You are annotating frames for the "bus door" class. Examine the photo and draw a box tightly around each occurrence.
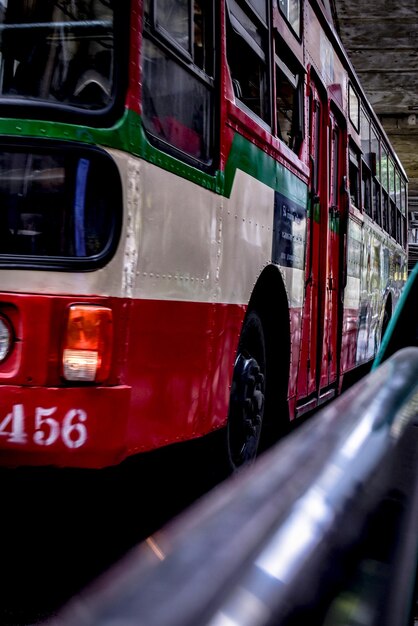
[319,110,345,389]
[298,81,323,401]
[299,82,344,406]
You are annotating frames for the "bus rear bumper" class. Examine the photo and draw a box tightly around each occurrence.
[0,384,131,469]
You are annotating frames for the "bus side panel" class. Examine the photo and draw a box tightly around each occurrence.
[123,299,245,453]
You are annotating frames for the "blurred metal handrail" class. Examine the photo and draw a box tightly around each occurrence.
[51,348,418,626]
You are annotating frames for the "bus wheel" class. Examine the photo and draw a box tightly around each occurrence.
[226,310,266,471]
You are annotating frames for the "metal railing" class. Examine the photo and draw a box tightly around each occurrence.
[50,348,418,626]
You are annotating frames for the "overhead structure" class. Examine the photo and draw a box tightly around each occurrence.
[331,0,418,197]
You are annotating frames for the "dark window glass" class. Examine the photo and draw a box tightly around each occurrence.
[382,190,389,233]
[390,201,397,239]
[194,0,213,74]
[142,1,214,164]
[156,0,190,51]
[395,170,401,208]
[371,127,380,180]
[229,0,264,46]
[248,0,267,21]
[381,148,388,191]
[227,0,270,124]
[362,162,372,217]
[388,158,395,202]
[275,52,303,153]
[0,145,120,262]
[397,211,403,246]
[142,39,212,162]
[0,0,115,111]
[349,148,360,208]
[278,0,301,36]
[372,179,381,226]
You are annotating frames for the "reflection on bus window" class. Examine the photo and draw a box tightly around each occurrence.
[0,0,115,110]
[0,147,120,260]
[142,1,214,164]
[362,162,372,216]
[278,0,300,36]
[275,52,303,153]
[349,147,360,208]
[142,39,212,162]
[156,0,190,51]
[226,0,270,125]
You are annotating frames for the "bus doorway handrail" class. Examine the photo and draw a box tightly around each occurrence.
[50,347,418,626]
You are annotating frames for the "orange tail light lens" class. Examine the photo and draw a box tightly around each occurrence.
[62,305,113,383]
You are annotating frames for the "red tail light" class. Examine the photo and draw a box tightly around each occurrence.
[62,305,113,383]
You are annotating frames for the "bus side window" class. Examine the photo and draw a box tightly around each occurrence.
[226,0,270,125]
[349,146,360,208]
[275,43,303,154]
[142,1,214,165]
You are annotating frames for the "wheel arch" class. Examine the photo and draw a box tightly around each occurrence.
[247,264,291,434]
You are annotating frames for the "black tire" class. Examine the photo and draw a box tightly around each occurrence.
[225,310,267,472]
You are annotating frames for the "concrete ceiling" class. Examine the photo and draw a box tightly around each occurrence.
[331,0,418,197]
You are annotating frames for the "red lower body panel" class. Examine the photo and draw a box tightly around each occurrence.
[0,293,247,468]
[0,385,131,468]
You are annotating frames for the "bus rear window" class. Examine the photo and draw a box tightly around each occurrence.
[0,0,117,113]
[0,143,121,268]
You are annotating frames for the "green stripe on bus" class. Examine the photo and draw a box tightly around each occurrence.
[223,133,308,206]
[0,109,307,206]
[0,110,132,150]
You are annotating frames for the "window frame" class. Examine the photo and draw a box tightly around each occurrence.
[142,0,217,170]
[0,1,130,128]
[348,83,360,132]
[277,0,302,39]
[274,43,304,154]
[0,138,123,271]
[226,0,271,128]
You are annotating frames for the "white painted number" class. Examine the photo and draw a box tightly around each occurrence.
[34,407,59,446]
[0,405,88,449]
[62,409,88,449]
[0,404,27,444]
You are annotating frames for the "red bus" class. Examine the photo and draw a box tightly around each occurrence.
[0,0,407,471]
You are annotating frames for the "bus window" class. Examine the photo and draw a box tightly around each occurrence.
[389,158,396,204]
[397,211,403,246]
[362,161,372,217]
[156,1,190,50]
[360,107,370,160]
[226,0,270,124]
[275,49,303,153]
[142,1,214,164]
[396,170,401,209]
[0,0,116,110]
[403,181,408,215]
[382,189,389,233]
[0,144,121,264]
[381,147,389,192]
[349,147,360,208]
[372,179,381,226]
[278,0,301,37]
[348,84,359,131]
